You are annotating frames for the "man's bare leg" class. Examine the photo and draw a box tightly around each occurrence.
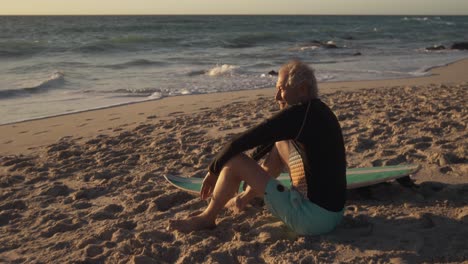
[168,153,271,233]
[227,141,289,213]
[225,185,258,213]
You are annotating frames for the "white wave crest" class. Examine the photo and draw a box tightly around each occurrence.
[148,92,163,99]
[403,17,429,22]
[402,16,454,26]
[41,71,65,87]
[207,64,240,77]
[316,73,336,82]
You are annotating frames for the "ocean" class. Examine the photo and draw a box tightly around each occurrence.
[1,15,467,124]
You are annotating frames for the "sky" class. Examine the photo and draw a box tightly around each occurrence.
[1,0,468,15]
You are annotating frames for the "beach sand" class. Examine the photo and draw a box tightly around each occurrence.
[0,60,467,263]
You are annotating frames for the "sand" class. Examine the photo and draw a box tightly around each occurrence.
[0,59,467,263]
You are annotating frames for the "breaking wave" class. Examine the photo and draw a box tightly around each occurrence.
[0,71,65,99]
[206,64,241,76]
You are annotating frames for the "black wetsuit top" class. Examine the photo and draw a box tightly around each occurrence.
[209,98,347,212]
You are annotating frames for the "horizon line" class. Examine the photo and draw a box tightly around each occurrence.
[1,13,467,16]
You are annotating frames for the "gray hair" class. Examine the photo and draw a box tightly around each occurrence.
[279,60,318,98]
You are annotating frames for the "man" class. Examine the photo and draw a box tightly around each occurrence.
[169,60,346,235]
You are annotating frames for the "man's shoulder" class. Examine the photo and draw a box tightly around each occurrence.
[312,98,333,110]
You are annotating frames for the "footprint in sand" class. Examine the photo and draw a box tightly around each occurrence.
[109,117,121,121]
[0,211,20,226]
[136,230,174,243]
[33,130,49,135]
[40,218,83,238]
[114,220,137,231]
[3,140,13,144]
[0,175,25,188]
[72,186,108,200]
[71,201,93,210]
[149,192,194,212]
[111,228,133,243]
[19,130,28,134]
[131,202,149,214]
[0,199,27,211]
[84,244,104,258]
[134,124,156,133]
[78,123,88,127]
[1,157,34,171]
[39,183,70,197]
[168,111,184,116]
[88,204,124,221]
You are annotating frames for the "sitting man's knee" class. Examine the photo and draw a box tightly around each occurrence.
[225,153,249,167]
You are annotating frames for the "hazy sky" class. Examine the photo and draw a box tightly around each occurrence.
[1,0,468,15]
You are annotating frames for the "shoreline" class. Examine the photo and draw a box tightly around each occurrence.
[2,57,468,127]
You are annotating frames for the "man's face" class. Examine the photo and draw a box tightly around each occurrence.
[275,73,302,109]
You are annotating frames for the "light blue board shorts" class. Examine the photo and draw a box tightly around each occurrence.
[264,178,343,236]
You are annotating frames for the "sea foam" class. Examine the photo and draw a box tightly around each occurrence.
[207,64,240,76]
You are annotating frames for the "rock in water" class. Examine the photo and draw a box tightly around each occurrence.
[451,42,468,50]
[268,70,278,76]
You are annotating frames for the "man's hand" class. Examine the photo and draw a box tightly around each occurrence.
[200,171,218,200]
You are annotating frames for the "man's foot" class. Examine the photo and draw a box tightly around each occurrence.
[226,193,249,214]
[167,213,216,233]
